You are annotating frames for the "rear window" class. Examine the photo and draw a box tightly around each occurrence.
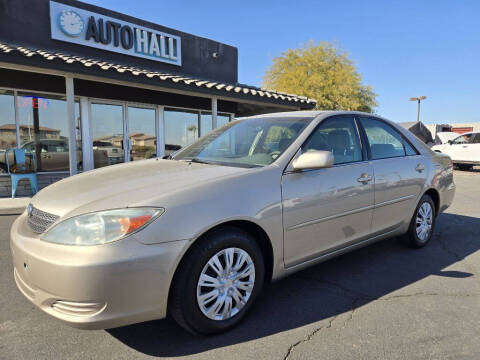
[360,117,418,159]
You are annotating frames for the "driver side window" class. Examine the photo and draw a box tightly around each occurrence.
[302,116,363,165]
[452,135,469,145]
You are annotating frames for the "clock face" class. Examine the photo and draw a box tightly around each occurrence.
[58,10,84,37]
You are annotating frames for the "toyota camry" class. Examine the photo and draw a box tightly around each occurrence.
[10,111,455,334]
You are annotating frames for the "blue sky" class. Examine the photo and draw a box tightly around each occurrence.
[84,0,479,125]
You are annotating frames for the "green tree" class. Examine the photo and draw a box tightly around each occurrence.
[262,41,377,112]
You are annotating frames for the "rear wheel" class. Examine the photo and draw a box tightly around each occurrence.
[169,227,265,335]
[404,194,436,248]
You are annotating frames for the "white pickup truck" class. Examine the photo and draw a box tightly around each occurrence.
[431,132,480,170]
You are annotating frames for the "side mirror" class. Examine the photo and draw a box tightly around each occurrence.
[448,140,453,145]
[292,150,334,171]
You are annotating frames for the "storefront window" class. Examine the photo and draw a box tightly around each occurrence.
[200,112,212,136]
[217,114,230,128]
[164,109,198,155]
[0,90,16,174]
[128,106,156,161]
[17,92,79,172]
[91,103,124,169]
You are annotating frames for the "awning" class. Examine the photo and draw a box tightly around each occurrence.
[0,42,316,109]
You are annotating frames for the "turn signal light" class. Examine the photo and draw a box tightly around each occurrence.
[119,214,153,234]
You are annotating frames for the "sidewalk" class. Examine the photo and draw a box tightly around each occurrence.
[0,197,30,215]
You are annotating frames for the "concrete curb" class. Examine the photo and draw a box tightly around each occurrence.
[0,198,30,215]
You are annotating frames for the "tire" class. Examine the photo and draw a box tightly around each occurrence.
[404,194,436,248]
[457,164,473,171]
[169,226,265,335]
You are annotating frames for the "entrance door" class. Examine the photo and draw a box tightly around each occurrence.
[126,106,157,161]
[90,103,159,169]
[91,103,125,169]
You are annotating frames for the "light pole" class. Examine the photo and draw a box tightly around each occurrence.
[409,96,427,122]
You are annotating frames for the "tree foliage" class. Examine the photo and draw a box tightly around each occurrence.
[262,41,377,112]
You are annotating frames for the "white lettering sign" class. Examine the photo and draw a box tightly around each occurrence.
[50,1,182,66]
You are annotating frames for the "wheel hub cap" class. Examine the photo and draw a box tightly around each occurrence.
[196,247,255,321]
[416,202,433,242]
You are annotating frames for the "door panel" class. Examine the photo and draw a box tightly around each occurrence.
[358,116,427,233]
[370,156,426,233]
[282,115,373,267]
[465,144,480,162]
[450,143,469,162]
[282,162,374,267]
[448,134,471,162]
[45,141,69,171]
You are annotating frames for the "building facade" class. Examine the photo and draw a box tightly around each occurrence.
[426,122,480,139]
[0,0,316,196]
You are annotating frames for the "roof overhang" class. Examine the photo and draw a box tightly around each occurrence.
[0,42,316,111]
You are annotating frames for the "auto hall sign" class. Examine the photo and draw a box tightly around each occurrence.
[49,1,182,66]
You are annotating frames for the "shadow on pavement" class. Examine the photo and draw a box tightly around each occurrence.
[108,212,479,357]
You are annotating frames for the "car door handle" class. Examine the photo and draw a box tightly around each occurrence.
[462,145,468,148]
[357,174,372,184]
[415,164,425,172]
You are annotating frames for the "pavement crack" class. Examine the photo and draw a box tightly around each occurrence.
[379,292,478,301]
[435,233,463,262]
[342,297,362,328]
[283,315,338,360]
[434,231,478,276]
[283,295,363,359]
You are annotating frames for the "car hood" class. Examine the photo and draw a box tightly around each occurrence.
[31,159,248,217]
[435,132,458,144]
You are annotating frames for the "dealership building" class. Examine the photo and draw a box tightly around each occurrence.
[0,0,315,197]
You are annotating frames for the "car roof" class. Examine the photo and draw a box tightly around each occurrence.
[457,131,478,136]
[240,110,376,121]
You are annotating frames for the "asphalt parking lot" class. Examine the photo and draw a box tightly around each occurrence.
[1,169,479,360]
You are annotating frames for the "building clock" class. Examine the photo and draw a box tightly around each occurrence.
[58,10,84,37]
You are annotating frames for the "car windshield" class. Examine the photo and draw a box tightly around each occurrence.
[173,116,313,167]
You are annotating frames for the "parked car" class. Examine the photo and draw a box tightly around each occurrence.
[431,131,480,170]
[93,140,124,165]
[11,111,455,335]
[0,139,109,172]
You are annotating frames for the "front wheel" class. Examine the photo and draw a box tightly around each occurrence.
[169,227,265,335]
[404,194,436,248]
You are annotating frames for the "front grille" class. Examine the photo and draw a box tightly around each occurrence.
[27,205,59,234]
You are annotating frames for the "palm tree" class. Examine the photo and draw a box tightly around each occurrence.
[187,125,198,142]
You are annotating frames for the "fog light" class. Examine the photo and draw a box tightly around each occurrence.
[51,300,106,317]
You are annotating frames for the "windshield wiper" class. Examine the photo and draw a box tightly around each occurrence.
[188,157,216,165]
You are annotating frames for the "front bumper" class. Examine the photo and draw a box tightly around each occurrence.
[10,213,189,329]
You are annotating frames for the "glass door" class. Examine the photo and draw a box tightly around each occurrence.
[127,106,156,161]
[90,103,125,169]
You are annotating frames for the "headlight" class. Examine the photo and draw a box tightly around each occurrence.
[41,208,164,246]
